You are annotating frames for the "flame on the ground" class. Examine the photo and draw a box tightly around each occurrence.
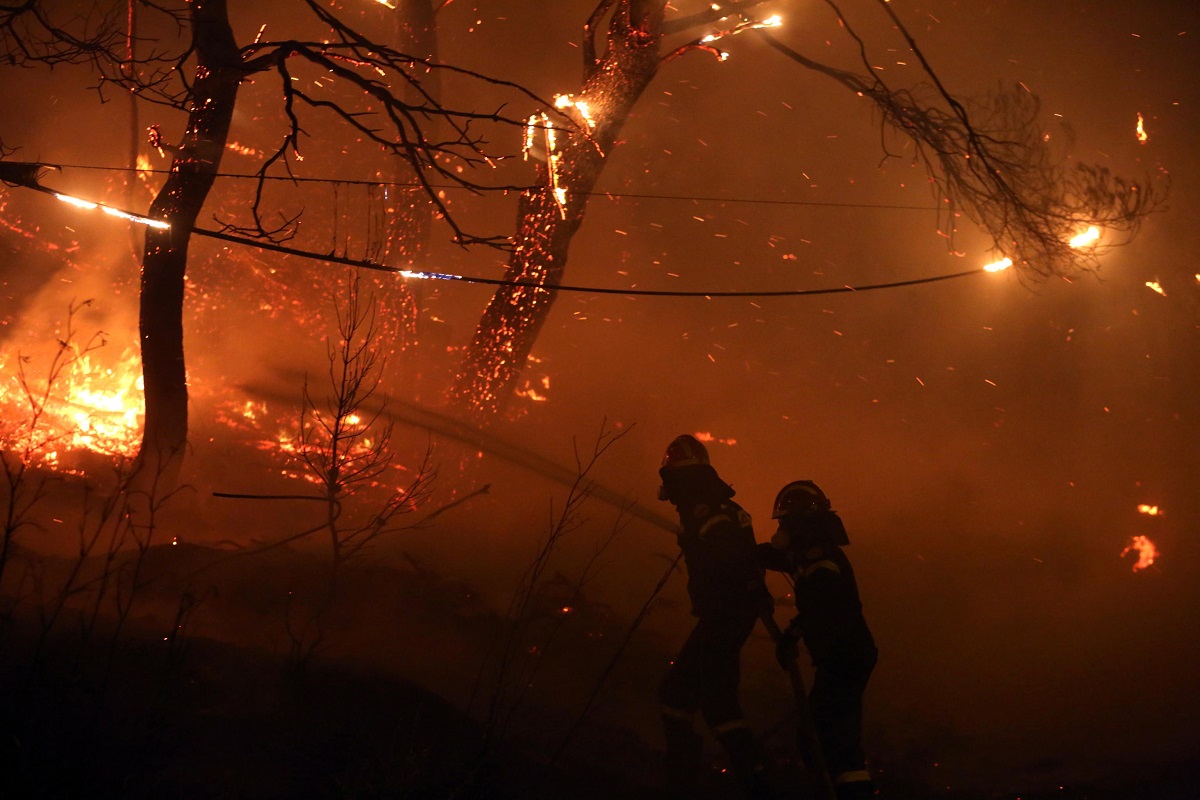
[220,400,400,489]
[1121,535,1158,572]
[0,348,145,467]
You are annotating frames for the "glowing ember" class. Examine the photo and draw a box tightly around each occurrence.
[515,375,550,403]
[0,348,145,467]
[1121,535,1158,572]
[694,432,737,446]
[1136,112,1148,143]
[1145,280,1165,296]
[700,14,783,44]
[1137,504,1161,516]
[1068,226,1100,248]
[983,257,1012,272]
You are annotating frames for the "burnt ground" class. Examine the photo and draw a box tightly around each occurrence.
[2,540,1198,800]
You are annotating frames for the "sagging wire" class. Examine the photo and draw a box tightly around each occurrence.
[1,159,1004,298]
[191,224,992,296]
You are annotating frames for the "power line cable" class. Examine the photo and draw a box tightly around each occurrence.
[190,224,986,297]
[3,162,992,298]
[45,160,940,212]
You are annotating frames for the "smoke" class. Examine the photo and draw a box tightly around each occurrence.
[2,0,1198,794]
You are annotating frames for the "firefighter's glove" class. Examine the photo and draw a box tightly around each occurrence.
[774,630,800,669]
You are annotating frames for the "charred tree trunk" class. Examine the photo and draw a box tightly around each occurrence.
[138,0,241,481]
[450,2,665,417]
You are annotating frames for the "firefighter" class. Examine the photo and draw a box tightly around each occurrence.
[656,434,776,800]
[759,480,879,800]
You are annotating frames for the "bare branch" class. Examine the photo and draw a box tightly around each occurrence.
[758,28,1163,279]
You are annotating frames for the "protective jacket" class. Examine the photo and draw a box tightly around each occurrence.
[761,535,876,669]
[678,498,772,619]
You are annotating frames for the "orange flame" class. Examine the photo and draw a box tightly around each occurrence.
[0,348,145,467]
[1068,226,1100,249]
[1137,503,1161,516]
[1135,113,1148,144]
[694,432,737,446]
[1121,535,1158,572]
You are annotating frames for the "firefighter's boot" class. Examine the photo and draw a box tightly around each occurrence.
[833,770,877,799]
[716,725,775,800]
[662,713,704,799]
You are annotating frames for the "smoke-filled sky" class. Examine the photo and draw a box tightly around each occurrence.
[2,0,1198,793]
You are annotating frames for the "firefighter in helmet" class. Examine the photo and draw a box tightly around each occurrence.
[656,434,776,800]
[759,480,878,800]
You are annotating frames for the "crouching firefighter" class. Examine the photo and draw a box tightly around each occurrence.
[759,480,879,800]
[656,434,776,800]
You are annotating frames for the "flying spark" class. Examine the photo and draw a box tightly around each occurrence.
[1137,504,1162,516]
[983,257,1012,272]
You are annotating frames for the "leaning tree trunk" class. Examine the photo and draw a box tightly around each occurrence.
[138,0,241,483]
[450,2,665,418]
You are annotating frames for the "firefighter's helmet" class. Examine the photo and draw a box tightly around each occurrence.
[659,434,710,471]
[657,434,712,501]
[771,480,832,519]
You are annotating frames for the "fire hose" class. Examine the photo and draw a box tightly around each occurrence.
[759,614,838,800]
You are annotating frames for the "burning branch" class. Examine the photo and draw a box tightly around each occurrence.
[758,0,1163,279]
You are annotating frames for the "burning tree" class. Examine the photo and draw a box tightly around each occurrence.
[447,0,1161,417]
[0,0,543,482]
[2,0,1163,442]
